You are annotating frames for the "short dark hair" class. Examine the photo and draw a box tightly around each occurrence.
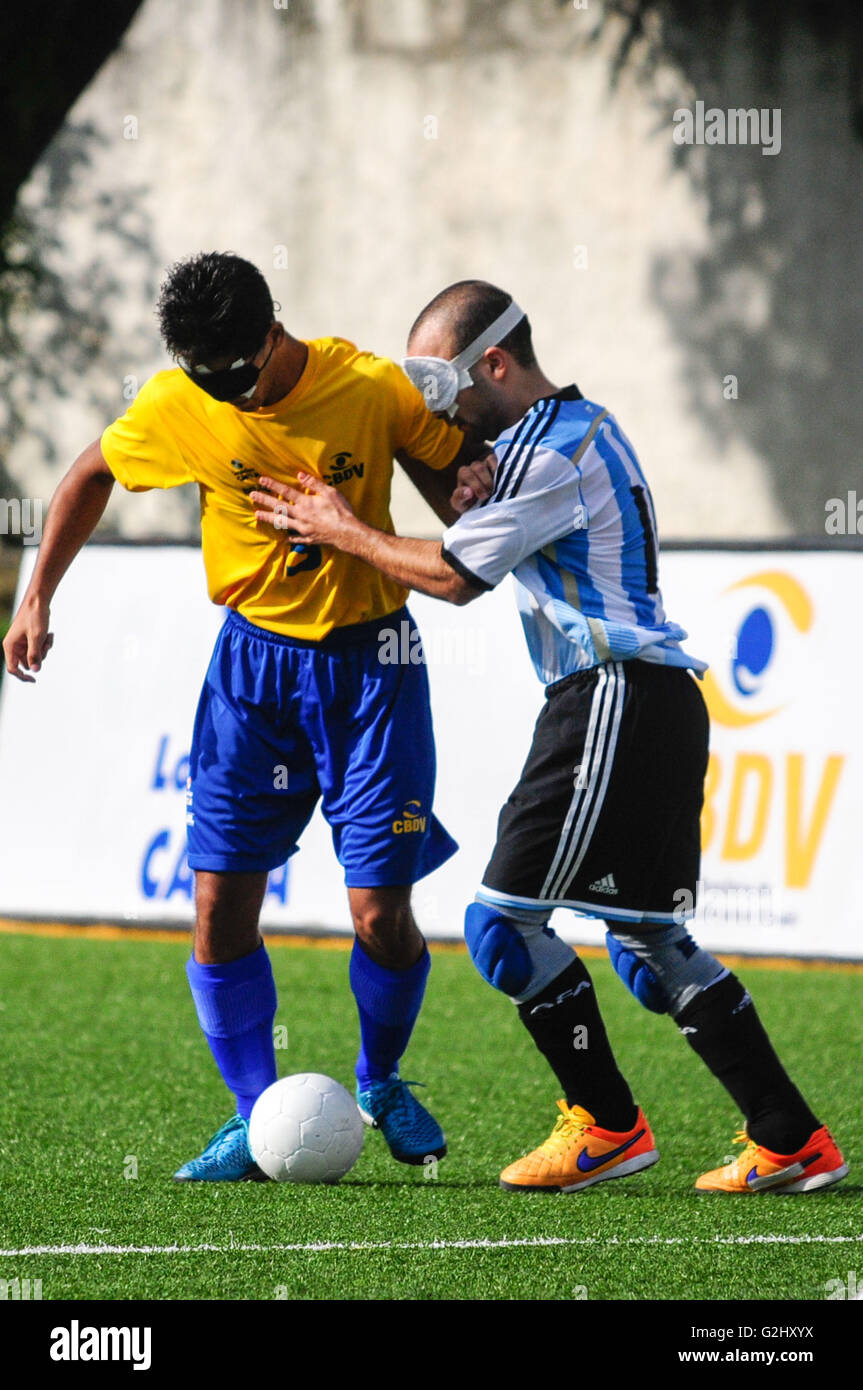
[156,252,275,363]
[408,279,536,368]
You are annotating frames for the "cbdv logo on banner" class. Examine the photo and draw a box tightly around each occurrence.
[701,571,837,909]
[662,555,858,957]
[139,732,290,907]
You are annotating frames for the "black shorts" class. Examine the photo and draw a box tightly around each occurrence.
[480,659,710,923]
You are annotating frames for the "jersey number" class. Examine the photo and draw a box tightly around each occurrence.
[284,544,322,579]
[630,486,659,594]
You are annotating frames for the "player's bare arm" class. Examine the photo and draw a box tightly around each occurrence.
[2,438,115,682]
[396,434,496,524]
[251,472,481,605]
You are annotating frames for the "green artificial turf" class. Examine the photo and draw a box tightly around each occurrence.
[0,932,860,1301]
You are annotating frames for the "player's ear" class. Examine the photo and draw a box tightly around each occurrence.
[482,347,508,380]
[267,321,284,349]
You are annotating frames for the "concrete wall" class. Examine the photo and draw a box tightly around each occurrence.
[7,0,862,542]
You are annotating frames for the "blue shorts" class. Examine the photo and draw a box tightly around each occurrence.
[186,607,458,885]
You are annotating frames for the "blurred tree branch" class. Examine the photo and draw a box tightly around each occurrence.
[0,1,145,239]
[0,1,147,508]
[571,0,863,94]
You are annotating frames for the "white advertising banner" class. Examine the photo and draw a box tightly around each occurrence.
[662,551,861,960]
[0,545,859,958]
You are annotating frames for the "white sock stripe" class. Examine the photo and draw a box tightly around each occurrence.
[547,662,625,900]
[539,666,610,898]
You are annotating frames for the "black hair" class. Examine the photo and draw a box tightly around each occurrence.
[156,251,275,363]
[408,279,536,367]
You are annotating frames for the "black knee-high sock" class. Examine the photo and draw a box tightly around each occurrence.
[675,974,819,1153]
[517,957,637,1131]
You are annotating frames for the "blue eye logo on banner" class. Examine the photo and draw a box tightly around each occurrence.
[731,605,773,697]
[703,571,813,728]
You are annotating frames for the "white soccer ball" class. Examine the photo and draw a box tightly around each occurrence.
[248,1073,364,1183]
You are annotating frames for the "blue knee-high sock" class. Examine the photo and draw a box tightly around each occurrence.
[350,940,430,1088]
[186,943,278,1120]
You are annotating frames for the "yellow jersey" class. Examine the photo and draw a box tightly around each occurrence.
[101,337,462,639]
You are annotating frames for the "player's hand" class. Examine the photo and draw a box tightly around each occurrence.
[2,595,54,683]
[251,473,357,548]
[451,450,496,513]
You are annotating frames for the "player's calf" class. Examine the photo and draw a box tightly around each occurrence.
[610,924,844,1183]
[465,895,651,1175]
[348,890,444,1164]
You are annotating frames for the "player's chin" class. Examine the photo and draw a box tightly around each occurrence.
[452,410,483,433]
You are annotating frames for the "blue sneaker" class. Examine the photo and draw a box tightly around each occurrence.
[173,1114,267,1182]
[356,1074,447,1165]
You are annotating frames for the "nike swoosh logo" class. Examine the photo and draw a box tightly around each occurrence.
[746,1152,821,1189]
[577,1128,645,1173]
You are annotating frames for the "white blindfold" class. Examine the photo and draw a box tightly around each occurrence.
[402,300,525,416]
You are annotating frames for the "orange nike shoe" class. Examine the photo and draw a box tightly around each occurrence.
[499,1100,659,1193]
[696,1126,848,1194]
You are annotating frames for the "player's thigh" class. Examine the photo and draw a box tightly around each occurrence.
[316,623,457,888]
[186,618,321,875]
[553,663,708,920]
[480,661,708,920]
[479,664,608,906]
[599,664,709,916]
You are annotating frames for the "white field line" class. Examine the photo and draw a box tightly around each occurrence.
[1,1234,862,1258]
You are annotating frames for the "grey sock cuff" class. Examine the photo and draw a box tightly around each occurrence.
[609,922,727,1017]
[503,912,577,1006]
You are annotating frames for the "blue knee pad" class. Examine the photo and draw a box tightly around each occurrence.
[465,902,532,995]
[605,930,670,1013]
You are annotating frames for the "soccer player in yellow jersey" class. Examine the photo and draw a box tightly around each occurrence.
[2,252,492,1179]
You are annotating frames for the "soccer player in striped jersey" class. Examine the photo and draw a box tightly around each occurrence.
[252,279,847,1196]
[2,254,496,1181]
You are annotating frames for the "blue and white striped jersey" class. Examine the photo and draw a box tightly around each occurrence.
[441,386,707,686]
